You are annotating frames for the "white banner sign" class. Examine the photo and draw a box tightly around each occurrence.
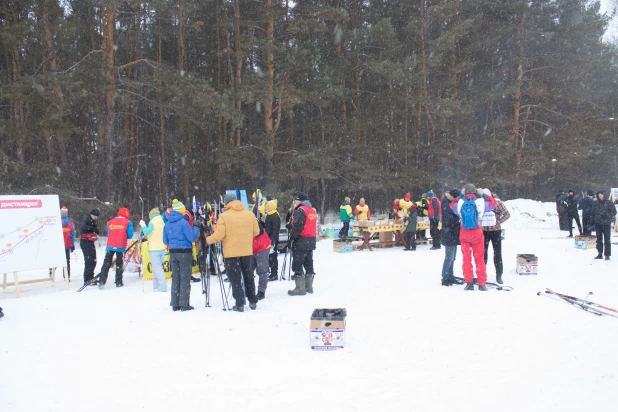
[0,195,67,273]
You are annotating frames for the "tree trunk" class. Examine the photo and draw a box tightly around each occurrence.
[101,0,117,200]
[509,0,527,172]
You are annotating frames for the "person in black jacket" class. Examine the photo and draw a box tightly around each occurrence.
[264,199,281,281]
[578,190,595,236]
[440,190,461,286]
[556,190,569,231]
[565,190,582,237]
[79,208,100,285]
[287,193,317,296]
[592,191,617,260]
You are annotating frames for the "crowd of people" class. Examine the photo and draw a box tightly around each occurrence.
[57,191,317,312]
[555,189,617,260]
[44,185,616,315]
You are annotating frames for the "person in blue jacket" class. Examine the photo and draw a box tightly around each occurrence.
[163,199,200,311]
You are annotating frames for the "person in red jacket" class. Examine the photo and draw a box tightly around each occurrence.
[99,208,135,289]
[427,190,442,250]
[287,192,317,296]
[252,220,272,300]
[51,206,75,280]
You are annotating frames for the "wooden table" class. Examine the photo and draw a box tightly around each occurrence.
[358,224,405,251]
[358,219,440,251]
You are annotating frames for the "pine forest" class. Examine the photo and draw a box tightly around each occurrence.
[2,0,618,217]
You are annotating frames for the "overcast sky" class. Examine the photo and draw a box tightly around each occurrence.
[601,0,618,41]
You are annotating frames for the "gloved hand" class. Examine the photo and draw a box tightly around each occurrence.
[139,219,146,227]
[71,246,75,252]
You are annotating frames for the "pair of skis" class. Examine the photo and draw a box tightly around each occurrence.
[453,277,514,291]
[539,289,618,318]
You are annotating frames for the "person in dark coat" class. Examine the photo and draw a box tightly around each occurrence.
[287,193,317,296]
[592,191,617,260]
[264,199,281,281]
[79,208,100,285]
[556,190,569,231]
[441,190,461,286]
[565,189,582,237]
[403,203,418,251]
[578,190,595,236]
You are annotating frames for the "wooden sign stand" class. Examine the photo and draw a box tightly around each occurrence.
[1,266,70,298]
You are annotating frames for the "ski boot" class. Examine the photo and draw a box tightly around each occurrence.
[288,273,306,296]
[256,291,265,300]
[496,274,503,285]
[478,285,488,291]
[594,254,603,260]
[305,273,315,294]
[464,282,474,291]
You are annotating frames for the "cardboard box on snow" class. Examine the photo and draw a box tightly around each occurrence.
[574,235,596,250]
[310,308,347,350]
[516,254,538,275]
[333,240,353,253]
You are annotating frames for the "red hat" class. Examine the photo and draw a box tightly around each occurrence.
[118,208,130,219]
[60,206,68,217]
[404,192,411,200]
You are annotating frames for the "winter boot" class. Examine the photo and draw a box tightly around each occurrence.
[606,256,611,261]
[288,273,306,296]
[232,301,244,312]
[464,282,474,291]
[594,254,603,259]
[478,285,488,291]
[249,302,257,310]
[180,305,194,311]
[496,274,503,285]
[256,291,265,300]
[305,273,315,294]
[268,273,278,281]
[441,279,451,286]
[98,283,105,290]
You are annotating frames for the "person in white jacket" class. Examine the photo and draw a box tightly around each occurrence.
[140,208,167,292]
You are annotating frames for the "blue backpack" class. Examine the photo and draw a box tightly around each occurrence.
[460,197,479,229]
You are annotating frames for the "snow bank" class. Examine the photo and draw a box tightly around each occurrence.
[2,200,618,412]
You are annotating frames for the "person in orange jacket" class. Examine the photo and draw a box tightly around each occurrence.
[354,198,371,221]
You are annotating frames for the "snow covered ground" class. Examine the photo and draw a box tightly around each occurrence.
[2,199,618,412]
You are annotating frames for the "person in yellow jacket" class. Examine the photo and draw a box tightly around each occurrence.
[399,192,415,218]
[206,193,260,312]
[354,198,371,220]
[140,208,167,292]
[339,196,354,238]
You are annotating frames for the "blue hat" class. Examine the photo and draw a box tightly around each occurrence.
[427,190,434,197]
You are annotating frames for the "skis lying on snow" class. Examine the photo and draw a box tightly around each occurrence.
[538,289,618,318]
[453,277,514,291]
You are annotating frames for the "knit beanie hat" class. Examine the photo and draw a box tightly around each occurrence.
[172,199,186,213]
[344,196,351,203]
[89,208,100,217]
[463,184,476,195]
[294,192,308,202]
[223,193,237,205]
[149,207,160,218]
[448,189,462,198]
[267,199,278,209]
[60,206,68,218]
[482,188,491,196]
[118,207,130,219]
[359,198,365,204]
[404,192,411,200]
